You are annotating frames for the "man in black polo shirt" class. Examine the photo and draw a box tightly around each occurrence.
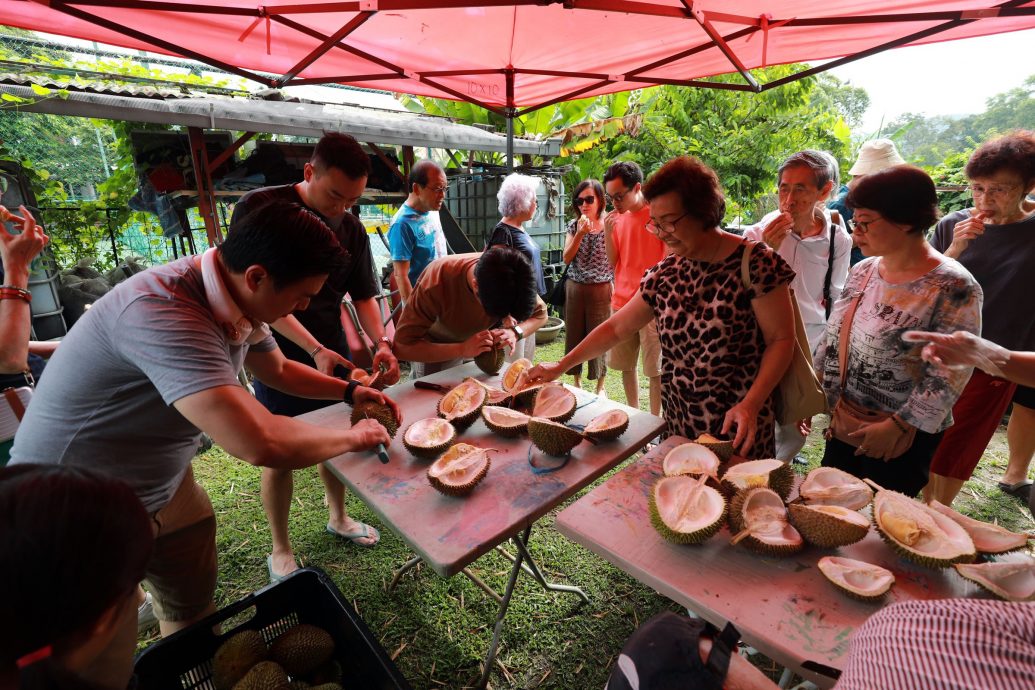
[231,133,400,580]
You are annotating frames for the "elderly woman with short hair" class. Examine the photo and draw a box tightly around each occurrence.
[527,156,797,458]
[487,173,546,362]
[815,165,982,497]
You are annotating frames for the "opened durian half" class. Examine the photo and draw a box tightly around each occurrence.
[928,501,1030,555]
[531,384,578,423]
[788,503,870,548]
[501,358,532,392]
[402,418,456,458]
[662,443,721,479]
[437,379,487,429]
[427,443,491,496]
[817,556,895,602]
[954,559,1035,602]
[694,433,734,462]
[728,487,803,556]
[649,474,727,545]
[799,467,873,511]
[871,488,976,568]
[481,406,530,437]
[583,409,630,442]
[527,417,583,456]
[720,459,794,500]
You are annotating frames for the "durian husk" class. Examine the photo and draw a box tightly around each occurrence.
[870,486,976,568]
[727,487,803,556]
[953,559,1035,602]
[527,417,583,456]
[694,433,734,462]
[474,347,506,375]
[788,502,870,548]
[530,383,578,423]
[720,459,794,500]
[799,467,873,511]
[501,358,532,392]
[583,409,630,442]
[436,379,487,430]
[928,500,1031,555]
[649,474,727,545]
[427,443,491,496]
[511,383,545,408]
[349,400,399,438]
[481,406,530,437]
[817,556,895,602]
[402,418,456,458]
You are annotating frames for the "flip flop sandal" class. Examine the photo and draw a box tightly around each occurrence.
[997,479,1033,501]
[326,522,380,546]
[266,554,293,584]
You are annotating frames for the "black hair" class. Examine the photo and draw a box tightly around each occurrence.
[571,179,605,219]
[408,160,445,190]
[221,198,347,287]
[965,130,1035,190]
[846,165,939,234]
[311,133,371,181]
[474,247,538,321]
[1,464,153,688]
[642,156,726,229]
[603,161,643,189]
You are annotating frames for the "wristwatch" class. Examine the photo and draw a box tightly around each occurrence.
[375,335,393,349]
[512,324,525,341]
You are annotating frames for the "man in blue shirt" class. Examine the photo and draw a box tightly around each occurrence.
[388,160,448,302]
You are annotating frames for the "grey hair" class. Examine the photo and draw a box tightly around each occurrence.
[779,149,839,197]
[497,173,539,217]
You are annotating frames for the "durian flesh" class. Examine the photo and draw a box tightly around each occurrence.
[721,459,793,500]
[427,443,491,495]
[872,490,976,568]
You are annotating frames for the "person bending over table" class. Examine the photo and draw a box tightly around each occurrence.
[393,247,547,378]
[528,156,796,458]
[813,166,981,497]
[9,199,399,689]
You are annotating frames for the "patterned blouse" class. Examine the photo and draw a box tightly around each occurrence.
[565,218,614,284]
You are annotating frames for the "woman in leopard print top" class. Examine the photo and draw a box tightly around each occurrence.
[528,157,796,458]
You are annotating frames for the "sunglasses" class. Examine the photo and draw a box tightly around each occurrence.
[574,195,597,206]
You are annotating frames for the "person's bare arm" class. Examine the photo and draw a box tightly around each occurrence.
[27,341,59,358]
[562,220,588,264]
[393,260,414,302]
[350,297,401,385]
[603,210,620,267]
[0,207,47,373]
[270,314,353,375]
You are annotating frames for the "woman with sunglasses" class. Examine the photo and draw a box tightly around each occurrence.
[814,165,981,497]
[925,130,1035,506]
[560,179,614,395]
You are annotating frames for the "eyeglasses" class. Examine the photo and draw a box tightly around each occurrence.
[574,195,597,207]
[853,215,910,234]
[605,189,629,205]
[646,211,690,237]
[968,183,1018,198]
[423,185,448,194]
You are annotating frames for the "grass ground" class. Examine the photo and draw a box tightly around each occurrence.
[138,334,1034,689]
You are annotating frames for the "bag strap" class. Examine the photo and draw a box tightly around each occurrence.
[704,621,741,687]
[837,260,879,389]
[3,387,26,421]
[822,221,837,319]
[740,239,755,291]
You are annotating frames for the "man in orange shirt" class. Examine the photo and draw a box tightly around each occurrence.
[603,161,667,414]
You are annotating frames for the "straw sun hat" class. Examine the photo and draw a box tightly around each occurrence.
[848,139,906,176]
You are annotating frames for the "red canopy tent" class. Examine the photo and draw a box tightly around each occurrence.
[3,1,1034,117]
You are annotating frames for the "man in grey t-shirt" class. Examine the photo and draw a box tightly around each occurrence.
[10,199,397,688]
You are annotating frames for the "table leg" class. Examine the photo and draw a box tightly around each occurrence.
[476,528,527,690]
[461,567,504,604]
[509,529,590,604]
[388,555,422,592]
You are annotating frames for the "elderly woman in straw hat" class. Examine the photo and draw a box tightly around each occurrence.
[829,139,906,266]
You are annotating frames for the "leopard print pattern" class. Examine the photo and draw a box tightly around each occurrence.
[640,241,795,458]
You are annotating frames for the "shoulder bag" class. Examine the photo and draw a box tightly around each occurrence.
[546,262,570,309]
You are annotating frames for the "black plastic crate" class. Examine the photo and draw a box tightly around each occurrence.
[134,567,410,689]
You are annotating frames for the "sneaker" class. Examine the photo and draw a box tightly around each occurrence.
[791,454,808,466]
[138,592,158,633]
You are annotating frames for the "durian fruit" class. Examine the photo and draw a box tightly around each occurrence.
[427,443,492,495]
[649,474,727,545]
[528,417,584,456]
[817,556,895,602]
[470,379,512,405]
[309,685,344,690]
[286,682,310,690]
[474,347,505,375]
[231,661,289,690]
[720,459,794,500]
[799,467,873,511]
[788,502,870,548]
[728,487,803,556]
[350,400,399,438]
[269,623,334,677]
[306,659,342,685]
[530,383,578,422]
[954,558,1035,602]
[481,406,530,437]
[694,433,734,462]
[213,629,268,690]
[402,418,456,458]
[501,358,532,392]
[928,500,1031,555]
[348,367,384,390]
[436,379,487,430]
[511,383,544,407]
[871,487,976,568]
[662,443,721,479]
[583,409,630,442]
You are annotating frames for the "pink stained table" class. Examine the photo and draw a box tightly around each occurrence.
[554,435,972,688]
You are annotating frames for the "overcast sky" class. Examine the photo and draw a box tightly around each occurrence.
[824,28,1035,135]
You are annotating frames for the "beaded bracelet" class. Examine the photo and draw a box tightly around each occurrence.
[890,415,909,435]
[0,285,32,303]
[308,344,324,359]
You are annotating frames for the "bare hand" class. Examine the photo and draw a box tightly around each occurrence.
[0,205,48,278]
[353,387,403,425]
[721,399,761,455]
[490,327,518,355]
[604,209,621,234]
[902,330,1009,378]
[525,361,566,385]
[847,418,907,461]
[797,418,813,437]
[459,330,494,358]
[313,347,354,376]
[947,212,985,256]
[350,417,392,450]
[372,347,401,386]
[761,212,793,250]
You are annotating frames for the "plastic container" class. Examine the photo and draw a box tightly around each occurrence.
[27,255,67,341]
[133,567,411,690]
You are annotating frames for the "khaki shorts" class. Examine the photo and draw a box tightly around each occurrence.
[607,319,662,377]
[144,467,218,622]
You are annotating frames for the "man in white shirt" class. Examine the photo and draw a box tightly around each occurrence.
[744,150,851,462]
